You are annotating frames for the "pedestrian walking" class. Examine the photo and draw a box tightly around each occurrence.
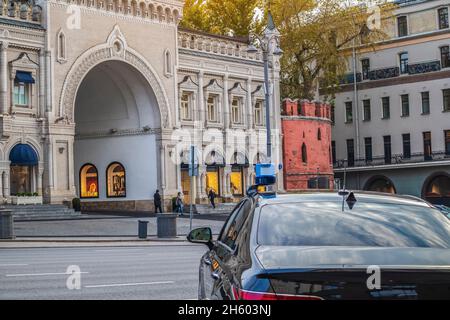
[176,192,184,216]
[154,190,163,213]
[208,189,216,209]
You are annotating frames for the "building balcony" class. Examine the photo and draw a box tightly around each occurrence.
[407,60,441,75]
[0,0,42,24]
[334,151,450,172]
[339,72,362,85]
[368,67,400,80]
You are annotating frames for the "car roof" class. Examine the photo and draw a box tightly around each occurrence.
[256,190,433,208]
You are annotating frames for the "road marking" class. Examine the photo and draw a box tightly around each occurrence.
[0,264,29,267]
[84,281,174,288]
[6,272,89,277]
[94,249,145,252]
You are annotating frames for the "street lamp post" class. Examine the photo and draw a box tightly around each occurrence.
[247,12,283,163]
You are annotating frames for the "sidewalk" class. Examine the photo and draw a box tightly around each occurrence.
[0,236,197,248]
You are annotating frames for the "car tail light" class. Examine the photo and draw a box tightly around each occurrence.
[232,287,324,300]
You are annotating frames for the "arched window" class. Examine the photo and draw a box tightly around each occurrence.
[317,128,322,140]
[164,49,172,76]
[364,176,396,194]
[80,164,99,198]
[424,174,450,205]
[301,143,307,163]
[57,30,66,61]
[106,162,126,198]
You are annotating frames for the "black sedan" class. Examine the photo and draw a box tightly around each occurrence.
[188,191,450,300]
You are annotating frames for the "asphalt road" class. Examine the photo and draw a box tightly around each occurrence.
[0,245,207,300]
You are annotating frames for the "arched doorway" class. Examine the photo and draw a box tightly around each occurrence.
[74,60,161,207]
[364,175,397,194]
[9,144,39,195]
[423,173,450,205]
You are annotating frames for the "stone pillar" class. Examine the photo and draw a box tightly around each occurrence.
[3,171,10,197]
[222,165,232,199]
[45,51,52,113]
[0,41,8,115]
[160,144,166,193]
[246,77,253,128]
[197,71,205,126]
[0,171,3,198]
[223,74,230,128]
[67,136,75,194]
[196,165,207,202]
[39,50,45,117]
[37,166,44,196]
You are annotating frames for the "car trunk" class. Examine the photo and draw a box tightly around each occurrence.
[256,246,450,300]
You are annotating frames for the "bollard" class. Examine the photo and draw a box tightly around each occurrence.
[0,208,14,239]
[157,213,177,238]
[138,220,149,239]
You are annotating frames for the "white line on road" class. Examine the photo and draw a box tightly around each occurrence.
[84,281,175,288]
[6,272,89,277]
[0,264,29,267]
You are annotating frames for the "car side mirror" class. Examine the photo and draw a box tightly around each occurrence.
[187,227,213,249]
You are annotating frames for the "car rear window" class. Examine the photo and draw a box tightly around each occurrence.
[258,201,450,248]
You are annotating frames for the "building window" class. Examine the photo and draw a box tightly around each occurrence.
[57,30,66,61]
[106,162,126,198]
[207,95,218,122]
[13,82,29,106]
[365,137,372,162]
[301,143,307,163]
[439,7,449,30]
[230,167,244,196]
[445,130,450,156]
[363,99,371,121]
[180,92,192,121]
[331,141,336,165]
[361,58,370,80]
[164,49,172,76]
[80,164,99,199]
[402,133,411,159]
[254,101,263,126]
[345,101,353,123]
[397,16,408,37]
[423,132,432,161]
[382,97,390,119]
[441,46,450,68]
[347,139,355,167]
[443,89,450,112]
[317,128,322,141]
[384,135,392,164]
[231,98,242,124]
[421,92,430,114]
[399,52,409,74]
[331,104,335,124]
[401,94,410,117]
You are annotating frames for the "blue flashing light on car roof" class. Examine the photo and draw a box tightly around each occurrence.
[247,163,277,198]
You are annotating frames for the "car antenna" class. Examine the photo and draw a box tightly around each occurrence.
[340,159,348,212]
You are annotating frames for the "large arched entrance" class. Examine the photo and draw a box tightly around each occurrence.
[74,60,162,209]
[364,175,397,194]
[423,173,450,206]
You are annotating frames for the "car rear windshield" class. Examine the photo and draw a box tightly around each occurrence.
[258,201,450,248]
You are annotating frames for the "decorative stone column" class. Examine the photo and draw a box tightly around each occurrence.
[0,41,8,115]
[3,171,10,197]
[246,77,253,128]
[222,165,232,200]
[197,71,205,127]
[196,164,207,203]
[37,165,44,196]
[223,74,230,128]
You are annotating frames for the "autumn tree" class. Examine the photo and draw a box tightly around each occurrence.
[181,0,396,100]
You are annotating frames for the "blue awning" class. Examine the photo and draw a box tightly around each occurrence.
[15,71,35,84]
[9,144,38,166]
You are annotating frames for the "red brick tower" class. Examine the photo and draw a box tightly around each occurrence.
[281,99,334,191]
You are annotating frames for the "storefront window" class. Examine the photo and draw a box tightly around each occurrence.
[10,166,32,195]
[181,169,191,204]
[230,167,243,196]
[106,162,126,198]
[206,167,220,195]
[80,164,99,198]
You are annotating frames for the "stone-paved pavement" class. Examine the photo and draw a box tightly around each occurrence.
[14,213,227,238]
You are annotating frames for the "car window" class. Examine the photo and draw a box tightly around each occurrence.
[218,201,244,243]
[258,201,450,248]
[219,199,252,251]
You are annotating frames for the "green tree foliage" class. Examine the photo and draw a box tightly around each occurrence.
[181,0,395,100]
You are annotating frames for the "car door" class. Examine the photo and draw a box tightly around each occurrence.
[209,199,253,300]
[199,201,245,300]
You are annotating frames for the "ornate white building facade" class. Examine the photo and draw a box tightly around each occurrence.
[0,0,283,210]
